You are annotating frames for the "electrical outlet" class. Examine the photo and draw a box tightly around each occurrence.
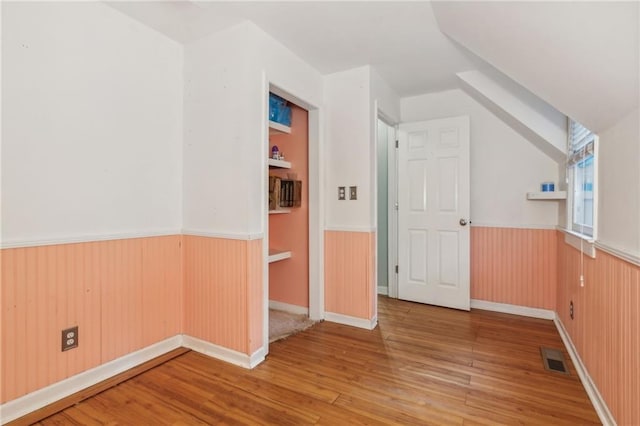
[338,186,346,200]
[62,326,78,352]
[349,186,357,200]
[569,301,574,320]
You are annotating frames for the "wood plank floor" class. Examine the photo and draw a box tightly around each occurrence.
[36,297,600,425]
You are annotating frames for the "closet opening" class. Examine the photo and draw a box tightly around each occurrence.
[263,83,322,355]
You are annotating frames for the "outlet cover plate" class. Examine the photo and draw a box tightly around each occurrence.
[62,326,78,352]
[338,186,346,200]
[349,186,357,200]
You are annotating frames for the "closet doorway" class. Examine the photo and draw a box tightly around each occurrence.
[263,83,322,355]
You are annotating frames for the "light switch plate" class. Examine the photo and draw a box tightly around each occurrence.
[338,186,346,200]
[349,186,357,200]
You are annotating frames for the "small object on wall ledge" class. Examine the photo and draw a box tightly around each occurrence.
[541,181,555,192]
[527,191,567,200]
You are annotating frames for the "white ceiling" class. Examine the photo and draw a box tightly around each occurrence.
[432,1,639,133]
[106,1,484,96]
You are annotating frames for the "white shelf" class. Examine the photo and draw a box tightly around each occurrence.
[269,120,291,135]
[268,249,292,263]
[268,158,291,169]
[269,209,291,215]
[527,191,567,200]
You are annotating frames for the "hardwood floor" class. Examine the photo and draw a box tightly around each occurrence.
[35,297,599,425]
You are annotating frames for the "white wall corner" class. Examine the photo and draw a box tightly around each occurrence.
[457,70,567,163]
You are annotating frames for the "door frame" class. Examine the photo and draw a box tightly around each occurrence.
[262,76,324,358]
[376,106,399,299]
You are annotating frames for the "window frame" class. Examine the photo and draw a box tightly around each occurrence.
[566,119,598,242]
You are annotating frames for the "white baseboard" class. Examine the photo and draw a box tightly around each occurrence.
[0,335,182,424]
[377,286,388,295]
[248,347,267,369]
[268,300,309,315]
[553,316,616,426]
[471,299,555,320]
[325,312,377,330]
[181,335,264,369]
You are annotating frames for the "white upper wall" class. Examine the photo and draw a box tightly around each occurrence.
[433,1,639,133]
[182,21,323,236]
[324,66,373,231]
[402,89,560,229]
[1,2,183,245]
[597,108,640,256]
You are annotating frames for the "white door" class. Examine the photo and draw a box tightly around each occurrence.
[397,116,470,310]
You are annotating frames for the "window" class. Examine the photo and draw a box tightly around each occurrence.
[567,119,597,238]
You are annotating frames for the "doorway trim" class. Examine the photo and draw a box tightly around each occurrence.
[376,105,399,300]
[262,75,324,358]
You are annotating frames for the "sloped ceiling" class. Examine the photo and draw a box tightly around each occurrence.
[106,1,485,96]
[432,1,639,133]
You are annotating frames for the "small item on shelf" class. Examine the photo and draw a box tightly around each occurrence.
[269,93,291,126]
[279,152,285,160]
[271,145,279,160]
[541,182,555,192]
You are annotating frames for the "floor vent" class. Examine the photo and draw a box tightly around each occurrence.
[540,347,569,374]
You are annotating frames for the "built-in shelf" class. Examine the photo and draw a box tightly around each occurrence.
[268,158,291,169]
[269,120,291,135]
[527,191,567,200]
[268,249,292,263]
[269,209,291,215]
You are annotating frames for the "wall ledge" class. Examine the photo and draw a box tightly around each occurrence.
[470,299,555,320]
[181,229,263,240]
[471,223,557,230]
[0,230,182,249]
[554,316,616,426]
[0,336,182,424]
[595,241,640,267]
[325,312,377,330]
[324,226,376,233]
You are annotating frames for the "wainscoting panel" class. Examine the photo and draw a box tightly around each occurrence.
[1,235,182,404]
[557,237,640,425]
[324,231,375,321]
[183,235,263,355]
[471,226,557,310]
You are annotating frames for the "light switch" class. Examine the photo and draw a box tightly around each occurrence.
[338,186,346,200]
[349,186,357,200]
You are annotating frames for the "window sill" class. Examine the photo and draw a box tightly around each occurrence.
[558,227,596,258]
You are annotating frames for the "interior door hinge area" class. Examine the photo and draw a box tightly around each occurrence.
[395,139,399,148]
[395,265,399,274]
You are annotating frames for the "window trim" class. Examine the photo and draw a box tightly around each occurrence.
[566,121,598,242]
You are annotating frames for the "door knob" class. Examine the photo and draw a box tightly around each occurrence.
[459,218,467,226]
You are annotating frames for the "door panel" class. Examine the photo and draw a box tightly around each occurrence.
[398,116,470,310]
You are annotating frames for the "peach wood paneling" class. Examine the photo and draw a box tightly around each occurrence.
[557,236,640,425]
[471,226,557,309]
[182,235,262,355]
[0,235,182,404]
[324,230,375,320]
[269,105,309,308]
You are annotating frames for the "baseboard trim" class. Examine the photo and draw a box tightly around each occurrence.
[325,312,377,330]
[553,316,616,426]
[377,286,388,295]
[470,299,555,320]
[0,335,183,424]
[181,335,263,369]
[268,300,309,315]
